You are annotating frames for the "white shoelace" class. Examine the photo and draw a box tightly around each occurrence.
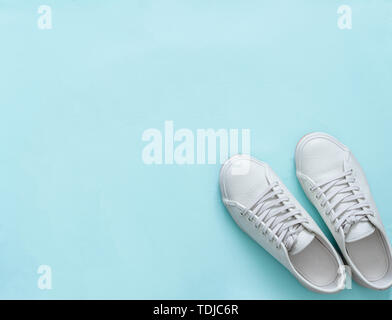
[241,182,307,250]
[310,169,374,233]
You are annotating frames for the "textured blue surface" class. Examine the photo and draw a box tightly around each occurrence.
[0,0,391,299]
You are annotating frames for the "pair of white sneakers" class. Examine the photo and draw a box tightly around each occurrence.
[220,132,392,293]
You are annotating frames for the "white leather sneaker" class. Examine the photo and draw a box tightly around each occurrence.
[220,154,345,293]
[296,132,392,290]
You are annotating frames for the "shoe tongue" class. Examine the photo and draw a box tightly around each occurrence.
[345,221,375,243]
[305,156,343,183]
[289,229,315,255]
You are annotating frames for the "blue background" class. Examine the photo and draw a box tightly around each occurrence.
[0,0,391,299]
